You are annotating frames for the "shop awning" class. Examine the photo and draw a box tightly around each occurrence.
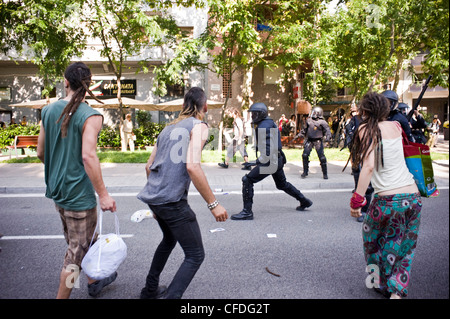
[10,96,224,112]
[135,98,224,112]
[9,97,59,109]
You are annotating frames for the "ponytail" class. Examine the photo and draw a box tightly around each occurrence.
[57,62,103,137]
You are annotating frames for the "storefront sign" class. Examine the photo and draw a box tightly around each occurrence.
[90,80,136,97]
[0,87,11,101]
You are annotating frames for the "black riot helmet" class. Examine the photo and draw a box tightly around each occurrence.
[311,106,324,120]
[381,90,398,111]
[397,102,409,116]
[248,102,268,124]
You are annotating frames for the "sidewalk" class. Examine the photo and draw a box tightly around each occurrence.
[1,133,447,194]
[0,158,448,195]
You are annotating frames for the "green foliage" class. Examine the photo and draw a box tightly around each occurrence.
[136,110,152,127]
[0,125,40,149]
[0,121,163,151]
[222,114,234,128]
[1,0,87,96]
[97,121,165,149]
[96,150,151,163]
[97,126,121,148]
[133,123,165,147]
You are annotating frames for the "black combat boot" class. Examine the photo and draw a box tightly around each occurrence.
[296,197,313,211]
[321,163,328,179]
[301,159,309,178]
[231,175,254,220]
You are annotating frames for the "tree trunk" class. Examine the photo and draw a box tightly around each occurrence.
[392,55,403,92]
[241,66,254,110]
[217,94,230,154]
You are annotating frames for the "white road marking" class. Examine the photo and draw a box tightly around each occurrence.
[0,186,447,198]
[1,234,134,240]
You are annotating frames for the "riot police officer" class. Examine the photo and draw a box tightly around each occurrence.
[409,105,428,144]
[397,102,408,117]
[382,90,414,142]
[297,106,331,179]
[231,102,313,221]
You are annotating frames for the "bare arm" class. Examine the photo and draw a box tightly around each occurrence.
[37,121,45,163]
[350,128,375,218]
[82,115,116,212]
[145,144,158,178]
[186,123,228,222]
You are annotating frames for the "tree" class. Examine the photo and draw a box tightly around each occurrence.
[413,0,449,89]
[186,0,264,150]
[201,0,264,111]
[328,1,393,101]
[84,0,203,126]
[262,1,334,106]
[371,0,449,90]
[1,0,87,99]
[328,0,449,95]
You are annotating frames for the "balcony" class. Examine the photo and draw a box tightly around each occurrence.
[408,82,448,99]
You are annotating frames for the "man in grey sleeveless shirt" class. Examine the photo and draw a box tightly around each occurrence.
[138,87,228,299]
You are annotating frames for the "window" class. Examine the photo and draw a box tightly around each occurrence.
[165,84,184,98]
[264,64,284,84]
[337,87,345,96]
[223,70,232,98]
[0,87,11,101]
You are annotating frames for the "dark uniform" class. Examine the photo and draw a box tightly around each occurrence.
[298,107,332,179]
[409,109,428,144]
[382,90,414,142]
[231,102,313,221]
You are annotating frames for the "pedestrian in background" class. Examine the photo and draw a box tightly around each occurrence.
[278,113,288,133]
[288,114,297,136]
[37,62,117,299]
[426,115,441,148]
[218,107,249,169]
[121,113,135,152]
[137,87,228,299]
[349,92,422,299]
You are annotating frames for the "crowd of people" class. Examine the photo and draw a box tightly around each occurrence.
[32,61,443,301]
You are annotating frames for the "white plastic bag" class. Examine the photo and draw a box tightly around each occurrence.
[81,210,127,280]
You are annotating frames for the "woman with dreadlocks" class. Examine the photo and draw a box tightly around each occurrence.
[347,92,422,299]
[37,62,116,298]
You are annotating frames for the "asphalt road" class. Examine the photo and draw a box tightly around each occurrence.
[0,188,448,300]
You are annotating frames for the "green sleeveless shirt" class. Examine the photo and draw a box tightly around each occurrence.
[41,100,102,211]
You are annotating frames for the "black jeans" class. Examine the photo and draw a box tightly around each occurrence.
[144,200,205,299]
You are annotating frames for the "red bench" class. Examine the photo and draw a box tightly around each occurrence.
[7,135,39,159]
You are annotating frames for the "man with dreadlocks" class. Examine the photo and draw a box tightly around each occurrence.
[348,92,422,299]
[37,62,117,299]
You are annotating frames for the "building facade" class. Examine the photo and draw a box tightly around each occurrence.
[1,6,447,134]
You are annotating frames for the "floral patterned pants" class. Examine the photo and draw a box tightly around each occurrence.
[363,192,422,297]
